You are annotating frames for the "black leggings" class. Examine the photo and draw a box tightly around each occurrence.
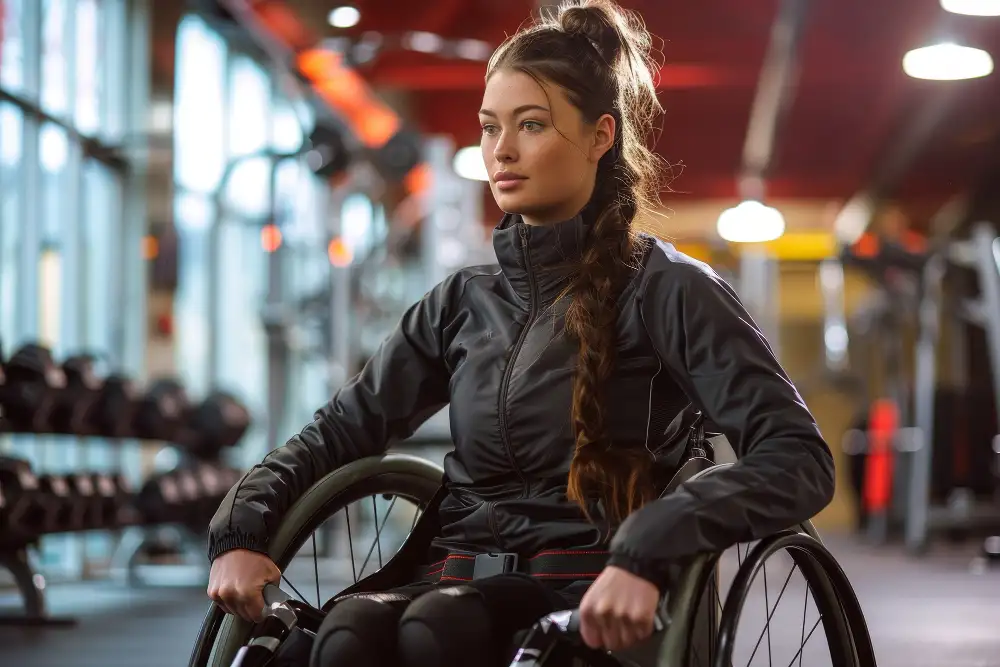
[309,574,580,667]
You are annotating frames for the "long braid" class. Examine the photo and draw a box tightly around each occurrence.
[564,154,654,524]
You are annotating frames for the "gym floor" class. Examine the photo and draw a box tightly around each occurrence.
[1,534,998,667]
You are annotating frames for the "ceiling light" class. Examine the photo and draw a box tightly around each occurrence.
[327,6,360,29]
[404,31,444,54]
[903,43,994,80]
[716,200,786,243]
[452,145,489,181]
[454,39,492,61]
[941,0,1000,16]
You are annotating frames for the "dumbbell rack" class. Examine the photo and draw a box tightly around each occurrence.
[1,348,255,625]
[0,456,240,625]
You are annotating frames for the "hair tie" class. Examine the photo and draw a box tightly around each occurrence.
[566,31,610,66]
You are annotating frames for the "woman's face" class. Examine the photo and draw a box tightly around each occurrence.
[479,69,615,226]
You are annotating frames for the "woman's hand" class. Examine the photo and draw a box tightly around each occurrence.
[207,549,282,623]
[578,565,660,651]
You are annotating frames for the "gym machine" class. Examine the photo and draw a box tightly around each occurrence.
[905,222,1000,554]
[0,341,252,625]
[838,222,1000,553]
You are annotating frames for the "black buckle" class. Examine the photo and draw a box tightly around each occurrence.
[473,552,519,579]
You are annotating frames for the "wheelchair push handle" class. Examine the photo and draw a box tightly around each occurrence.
[262,582,291,607]
[508,607,667,667]
[228,585,297,667]
[546,607,665,639]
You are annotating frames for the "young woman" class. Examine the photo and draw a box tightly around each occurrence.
[206,2,835,665]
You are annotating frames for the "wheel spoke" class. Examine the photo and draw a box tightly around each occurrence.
[710,573,731,667]
[744,564,797,667]
[783,616,822,667]
[373,496,384,569]
[799,581,808,667]
[763,559,773,667]
[312,532,321,607]
[280,574,309,606]
[345,507,358,584]
[357,496,398,580]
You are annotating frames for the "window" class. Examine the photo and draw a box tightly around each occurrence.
[0,103,23,350]
[173,192,214,397]
[41,0,69,117]
[173,15,227,193]
[215,219,268,467]
[228,56,270,157]
[0,0,26,93]
[75,0,101,135]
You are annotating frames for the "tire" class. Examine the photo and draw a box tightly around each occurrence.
[187,453,444,667]
[655,464,875,667]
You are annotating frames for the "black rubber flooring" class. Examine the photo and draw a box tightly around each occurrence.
[0,534,998,667]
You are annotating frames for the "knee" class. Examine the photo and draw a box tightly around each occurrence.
[397,586,493,667]
[310,597,398,667]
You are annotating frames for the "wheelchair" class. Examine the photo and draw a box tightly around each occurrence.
[188,451,878,667]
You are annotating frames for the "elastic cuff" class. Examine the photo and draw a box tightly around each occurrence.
[207,527,268,562]
[606,552,672,593]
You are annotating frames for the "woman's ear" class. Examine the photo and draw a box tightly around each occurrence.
[591,113,617,162]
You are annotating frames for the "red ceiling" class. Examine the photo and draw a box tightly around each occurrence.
[241,0,1000,217]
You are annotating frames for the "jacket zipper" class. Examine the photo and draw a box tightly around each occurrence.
[489,225,536,548]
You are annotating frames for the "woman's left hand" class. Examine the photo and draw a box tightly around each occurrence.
[578,565,661,651]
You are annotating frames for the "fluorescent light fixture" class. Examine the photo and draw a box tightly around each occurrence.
[453,145,489,181]
[404,31,444,54]
[716,200,786,243]
[941,0,1000,16]
[328,6,360,29]
[903,43,994,80]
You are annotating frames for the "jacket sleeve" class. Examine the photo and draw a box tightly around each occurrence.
[206,274,461,562]
[607,253,835,587]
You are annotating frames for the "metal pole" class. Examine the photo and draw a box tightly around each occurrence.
[905,253,946,553]
[970,223,1000,422]
[263,156,290,461]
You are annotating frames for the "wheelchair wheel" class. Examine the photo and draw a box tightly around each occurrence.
[657,529,877,667]
[187,453,443,667]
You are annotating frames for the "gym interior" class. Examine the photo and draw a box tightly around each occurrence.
[1,1,999,666]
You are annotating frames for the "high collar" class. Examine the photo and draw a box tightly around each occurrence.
[491,211,592,306]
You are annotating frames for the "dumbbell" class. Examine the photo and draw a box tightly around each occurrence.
[35,474,98,534]
[89,472,137,530]
[188,461,243,530]
[132,378,191,442]
[184,390,252,460]
[0,456,44,545]
[135,469,186,526]
[49,355,104,435]
[135,461,243,530]
[85,373,140,439]
[0,343,66,433]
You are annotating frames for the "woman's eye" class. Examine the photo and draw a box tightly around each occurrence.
[481,125,498,136]
[522,121,543,132]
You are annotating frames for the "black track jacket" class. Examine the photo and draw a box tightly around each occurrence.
[207,211,835,587]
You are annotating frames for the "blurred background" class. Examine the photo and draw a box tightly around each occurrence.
[0,0,999,665]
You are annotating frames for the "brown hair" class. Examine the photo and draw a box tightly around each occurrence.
[487,0,667,524]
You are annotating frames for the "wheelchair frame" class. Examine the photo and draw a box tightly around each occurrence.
[189,452,877,667]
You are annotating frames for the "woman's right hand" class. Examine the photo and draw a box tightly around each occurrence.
[207,549,282,623]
